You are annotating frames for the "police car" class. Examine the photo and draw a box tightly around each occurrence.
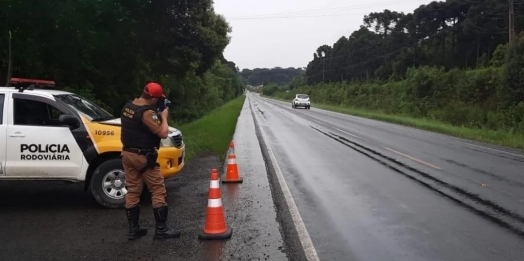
[0,78,186,208]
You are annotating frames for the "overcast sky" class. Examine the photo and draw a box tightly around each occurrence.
[213,0,434,70]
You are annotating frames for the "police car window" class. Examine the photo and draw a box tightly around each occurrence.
[13,98,66,127]
[48,106,63,120]
[54,94,113,121]
[0,94,4,124]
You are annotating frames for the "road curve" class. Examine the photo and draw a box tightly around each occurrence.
[248,92,524,261]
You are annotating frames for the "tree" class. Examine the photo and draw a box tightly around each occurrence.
[0,0,244,122]
[303,0,520,85]
[238,67,305,86]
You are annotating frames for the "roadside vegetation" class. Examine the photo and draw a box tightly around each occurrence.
[175,95,246,161]
[250,0,524,150]
[0,0,245,125]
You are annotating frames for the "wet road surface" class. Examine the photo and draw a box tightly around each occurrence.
[0,96,288,261]
[248,92,524,261]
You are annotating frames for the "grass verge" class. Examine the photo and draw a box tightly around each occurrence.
[173,95,246,161]
[263,94,524,151]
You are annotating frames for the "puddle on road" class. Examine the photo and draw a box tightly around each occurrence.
[223,183,240,206]
[203,241,226,261]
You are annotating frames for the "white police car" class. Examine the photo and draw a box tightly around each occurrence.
[0,78,186,208]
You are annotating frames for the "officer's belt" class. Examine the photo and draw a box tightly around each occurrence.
[123,147,155,156]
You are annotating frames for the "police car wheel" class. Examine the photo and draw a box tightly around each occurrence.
[90,158,127,209]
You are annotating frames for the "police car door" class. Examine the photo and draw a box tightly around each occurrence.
[5,93,84,178]
[0,92,6,176]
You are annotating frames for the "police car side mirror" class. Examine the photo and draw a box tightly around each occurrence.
[58,114,80,129]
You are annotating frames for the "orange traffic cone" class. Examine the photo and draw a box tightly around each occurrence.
[222,154,243,183]
[198,169,233,240]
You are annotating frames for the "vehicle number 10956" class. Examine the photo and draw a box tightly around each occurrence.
[95,130,115,136]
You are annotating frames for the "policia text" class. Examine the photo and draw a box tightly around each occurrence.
[20,144,71,160]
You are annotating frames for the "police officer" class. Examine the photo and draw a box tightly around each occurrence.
[120,82,180,240]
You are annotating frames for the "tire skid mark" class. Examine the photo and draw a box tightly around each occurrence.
[256,107,267,119]
[270,97,508,193]
[309,125,524,239]
[264,96,524,162]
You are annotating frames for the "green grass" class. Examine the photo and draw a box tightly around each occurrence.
[173,95,246,161]
[264,95,524,151]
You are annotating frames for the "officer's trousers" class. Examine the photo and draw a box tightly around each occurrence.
[121,151,167,208]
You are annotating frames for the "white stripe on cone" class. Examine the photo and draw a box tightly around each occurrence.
[210,180,219,188]
[208,198,222,207]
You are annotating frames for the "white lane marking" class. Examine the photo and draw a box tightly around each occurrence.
[384,147,441,170]
[250,96,320,261]
[311,119,323,125]
[333,127,363,140]
[458,141,524,158]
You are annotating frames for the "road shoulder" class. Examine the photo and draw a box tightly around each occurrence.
[216,95,289,260]
[248,93,319,261]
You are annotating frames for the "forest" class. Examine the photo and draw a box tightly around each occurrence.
[0,0,245,124]
[266,0,524,135]
[239,67,305,86]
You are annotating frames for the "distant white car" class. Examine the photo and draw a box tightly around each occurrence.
[292,94,310,109]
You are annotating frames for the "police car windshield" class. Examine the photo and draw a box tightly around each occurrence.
[54,94,114,122]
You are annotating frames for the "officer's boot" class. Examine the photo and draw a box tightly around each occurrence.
[153,205,181,240]
[125,205,148,240]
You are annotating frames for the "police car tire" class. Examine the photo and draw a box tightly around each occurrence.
[90,158,126,209]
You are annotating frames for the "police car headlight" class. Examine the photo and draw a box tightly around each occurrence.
[160,138,174,147]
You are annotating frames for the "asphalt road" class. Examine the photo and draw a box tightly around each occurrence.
[248,92,524,261]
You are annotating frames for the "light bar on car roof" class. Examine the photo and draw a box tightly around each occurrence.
[10,77,56,85]
[9,77,57,92]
